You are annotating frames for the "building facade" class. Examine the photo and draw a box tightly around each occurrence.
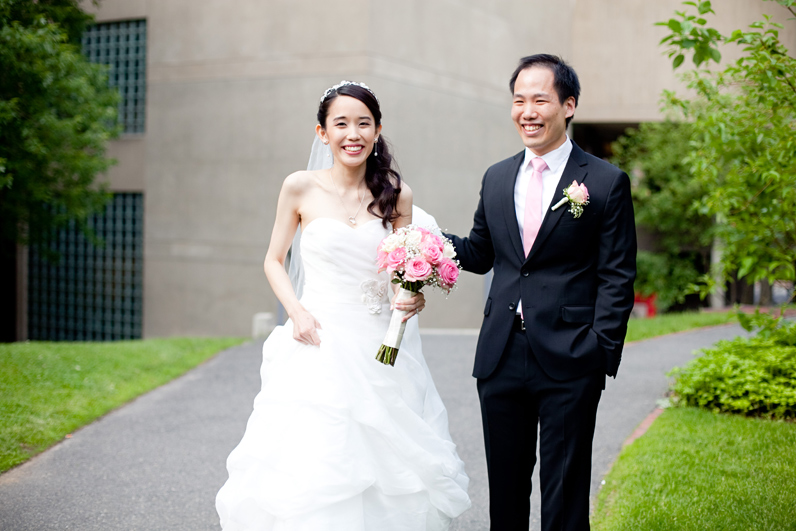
[14,0,796,338]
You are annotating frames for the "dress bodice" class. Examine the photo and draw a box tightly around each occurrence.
[299,218,391,308]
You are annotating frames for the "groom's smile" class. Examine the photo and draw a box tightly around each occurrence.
[522,124,543,133]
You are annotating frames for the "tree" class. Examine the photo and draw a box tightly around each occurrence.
[611,121,714,311]
[657,0,796,301]
[0,0,119,248]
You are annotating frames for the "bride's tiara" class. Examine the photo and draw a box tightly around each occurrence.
[319,80,379,104]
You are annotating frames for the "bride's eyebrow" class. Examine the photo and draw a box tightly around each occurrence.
[332,115,372,121]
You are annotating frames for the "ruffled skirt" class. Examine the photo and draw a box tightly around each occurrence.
[216,297,470,530]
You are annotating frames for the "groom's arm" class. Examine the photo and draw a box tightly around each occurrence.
[593,170,637,377]
[444,172,495,275]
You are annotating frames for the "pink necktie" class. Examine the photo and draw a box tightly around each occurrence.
[523,157,548,257]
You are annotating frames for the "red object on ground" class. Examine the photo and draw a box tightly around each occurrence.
[634,293,657,318]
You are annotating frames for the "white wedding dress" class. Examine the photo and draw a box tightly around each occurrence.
[216,217,471,531]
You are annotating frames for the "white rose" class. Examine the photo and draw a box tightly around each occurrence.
[443,242,456,259]
[406,230,422,247]
[380,235,400,253]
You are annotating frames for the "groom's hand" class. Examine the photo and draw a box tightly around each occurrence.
[392,291,426,321]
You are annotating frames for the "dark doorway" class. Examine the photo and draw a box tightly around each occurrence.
[0,239,16,342]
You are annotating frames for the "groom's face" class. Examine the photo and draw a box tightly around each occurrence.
[511,66,575,156]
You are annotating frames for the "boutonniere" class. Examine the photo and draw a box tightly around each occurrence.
[551,180,590,218]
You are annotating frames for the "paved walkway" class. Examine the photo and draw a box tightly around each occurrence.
[0,324,746,530]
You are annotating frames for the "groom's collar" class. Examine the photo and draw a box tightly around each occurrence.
[520,136,573,175]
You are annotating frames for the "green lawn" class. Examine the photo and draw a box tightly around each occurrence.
[0,337,246,473]
[626,310,736,343]
[592,407,796,530]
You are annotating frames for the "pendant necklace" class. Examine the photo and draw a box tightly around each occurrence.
[329,169,366,225]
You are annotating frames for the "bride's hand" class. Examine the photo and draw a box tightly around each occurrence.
[392,291,426,322]
[292,309,322,345]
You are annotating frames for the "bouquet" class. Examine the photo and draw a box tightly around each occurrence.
[375,225,461,366]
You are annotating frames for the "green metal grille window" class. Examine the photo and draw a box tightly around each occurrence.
[82,20,147,134]
[28,194,144,341]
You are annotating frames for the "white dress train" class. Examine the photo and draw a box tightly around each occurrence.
[216,217,470,530]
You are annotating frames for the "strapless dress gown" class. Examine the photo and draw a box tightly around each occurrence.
[216,218,470,531]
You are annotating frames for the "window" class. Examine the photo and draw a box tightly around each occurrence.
[28,194,144,340]
[82,20,147,134]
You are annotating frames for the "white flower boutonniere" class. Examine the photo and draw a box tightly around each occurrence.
[551,180,590,218]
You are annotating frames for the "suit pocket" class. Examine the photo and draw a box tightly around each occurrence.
[560,305,594,324]
[484,297,492,316]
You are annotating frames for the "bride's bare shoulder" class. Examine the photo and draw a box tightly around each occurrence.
[397,181,413,209]
[281,170,325,195]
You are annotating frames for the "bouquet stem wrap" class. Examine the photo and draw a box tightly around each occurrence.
[376,287,416,366]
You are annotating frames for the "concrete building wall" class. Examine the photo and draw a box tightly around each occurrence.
[83,0,796,336]
[573,0,796,122]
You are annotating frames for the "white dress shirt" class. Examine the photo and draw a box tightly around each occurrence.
[514,136,573,314]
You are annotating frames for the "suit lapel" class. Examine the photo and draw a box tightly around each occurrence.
[500,151,527,263]
[524,142,590,265]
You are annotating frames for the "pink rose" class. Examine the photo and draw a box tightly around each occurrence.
[386,247,407,273]
[404,256,433,282]
[437,258,460,288]
[420,241,443,265]
[566,180,589,203]
[426,234,444,249]
[377,250,389,272]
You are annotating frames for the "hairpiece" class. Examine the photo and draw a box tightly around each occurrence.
[319,80,379,104]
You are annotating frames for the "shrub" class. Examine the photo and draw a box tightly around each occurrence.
[668,310,796,419]
[635,250,701,312]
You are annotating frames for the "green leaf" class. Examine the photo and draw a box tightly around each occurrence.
[738,256,756,279]
[668,19,683,32]
[698,1,713,15]
[709,47,722,63]
[673,53,685,68]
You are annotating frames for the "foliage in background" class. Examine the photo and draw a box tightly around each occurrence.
[611,121,713,311]
[592,407,796,530]
[0,337,247,473]
[0,0,119,248]
[633,251,702,312]
[668,310,796,419]
[657,0,796,293]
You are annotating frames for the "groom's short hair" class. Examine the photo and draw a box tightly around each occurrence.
[509,54,581,126]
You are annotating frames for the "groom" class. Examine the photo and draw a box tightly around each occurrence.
[446,54,636,530]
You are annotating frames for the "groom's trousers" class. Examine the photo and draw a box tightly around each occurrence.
[477,317,604,531]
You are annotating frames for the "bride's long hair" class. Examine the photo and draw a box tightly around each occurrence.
[317,85,402,227]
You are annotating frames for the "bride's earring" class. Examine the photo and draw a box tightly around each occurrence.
[373,139,378,157]
[323,140,330,157]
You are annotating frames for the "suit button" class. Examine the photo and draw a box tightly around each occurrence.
[508,303,516,311]
[522,270,530,277]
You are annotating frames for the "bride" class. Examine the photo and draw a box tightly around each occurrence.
[215,81,471,530]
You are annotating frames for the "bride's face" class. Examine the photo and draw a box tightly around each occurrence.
[316,95,381,169]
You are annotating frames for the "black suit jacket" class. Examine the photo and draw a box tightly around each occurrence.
[448,142,636,381]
